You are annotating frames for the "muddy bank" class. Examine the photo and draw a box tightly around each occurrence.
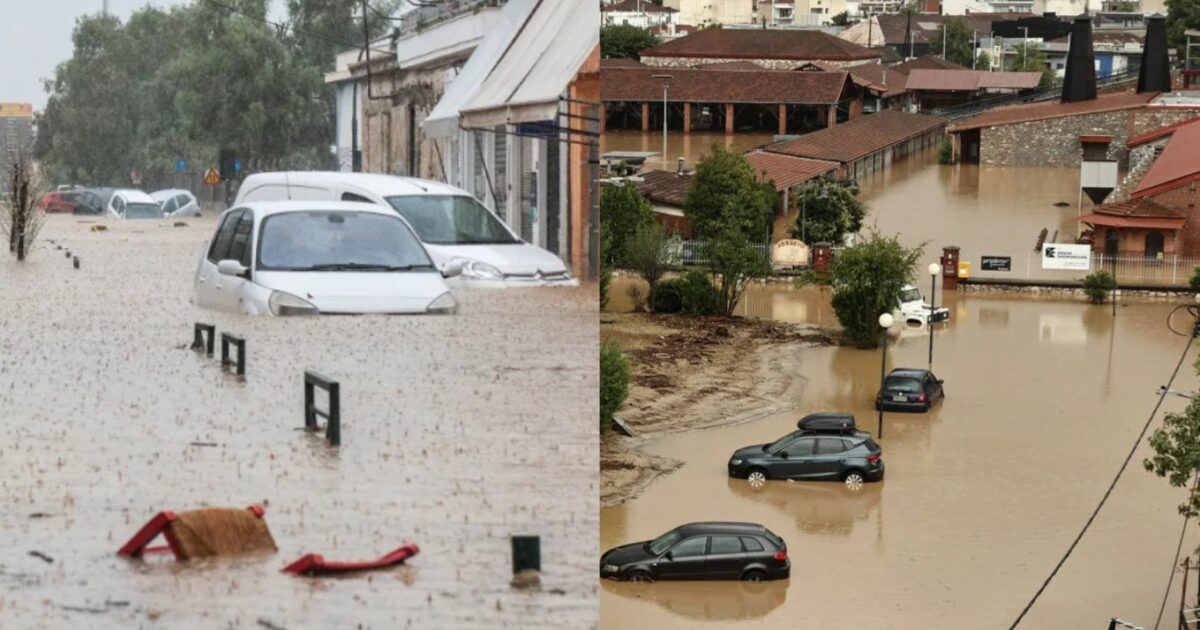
[600,313,836,507]
[0,215,598,628]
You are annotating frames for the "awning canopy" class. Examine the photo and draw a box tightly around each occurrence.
[422,0,536,138]
[458,0,598,129]
[1078,213,1185,230]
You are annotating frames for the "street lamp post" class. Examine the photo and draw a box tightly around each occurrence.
[1020,27,1030,68]
[652,74,672,170]
[877,312,894,439]
[928,263,940,369]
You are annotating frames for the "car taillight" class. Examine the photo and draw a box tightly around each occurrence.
[773,550,787,561]
[917,392,926,402]
[867,453,880,463]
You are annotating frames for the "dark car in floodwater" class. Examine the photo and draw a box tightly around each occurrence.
[728,429,883,489]
[875,368,944,412]
[601,522,789,582]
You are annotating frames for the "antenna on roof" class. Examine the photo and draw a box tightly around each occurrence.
[404,177,428,193]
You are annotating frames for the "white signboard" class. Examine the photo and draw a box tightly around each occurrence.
[1042,243,1092,271]
[772,239,810,270]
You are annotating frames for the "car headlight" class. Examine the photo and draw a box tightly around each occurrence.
[456,259,503,281]
[426,291,458,315]
[269,291,319,316]
[730,459,743,466]
[602,564,619,573]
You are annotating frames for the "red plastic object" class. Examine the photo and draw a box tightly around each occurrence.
[282,543,420,576]
[117,505,265,560]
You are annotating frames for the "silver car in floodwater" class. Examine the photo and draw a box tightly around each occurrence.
[193,201,461,316]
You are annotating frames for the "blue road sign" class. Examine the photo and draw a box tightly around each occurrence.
[176,159,188,172]
[233,159,242,173]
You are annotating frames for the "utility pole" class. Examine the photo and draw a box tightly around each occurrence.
[942,24,947,60]
[102,0,109,16]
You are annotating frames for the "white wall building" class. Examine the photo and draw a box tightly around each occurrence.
[602,0,677,28]
[662,0,756,27]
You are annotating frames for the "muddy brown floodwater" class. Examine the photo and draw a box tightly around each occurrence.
[602,284,1200,628]
[601,131,778,172]
[0,215,598,628]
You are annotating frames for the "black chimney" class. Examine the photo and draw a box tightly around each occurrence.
[1137,15,1171,93]
[1061,16,1097,103]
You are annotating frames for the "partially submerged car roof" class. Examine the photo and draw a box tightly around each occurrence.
[677,522,767,537]
[113,189,156,204]
[232,200,403,218]
[888,368,930,379]
[237,171,469,201]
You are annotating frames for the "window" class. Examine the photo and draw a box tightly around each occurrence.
[385,195,518,245]
[741,537,764,552]
[256,211,433,271]
[162,197,178,214]
[227,211,255,267]
[816,438,847,455]
[341,192,373,203]
[175,194,192,208]
[786,437,816,456]
[669,537,708,558]
[710,536,743,555]
[884,376,922,392]
[207,210,243,262]
[648,529,682,555]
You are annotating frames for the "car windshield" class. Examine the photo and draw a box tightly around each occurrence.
[648,529,683,555]
[899,288,922,303]
[766,432,798,452]
[385,195,518,245]
[257,211,434,271]
[884,376,922,392]
[124,203,163,219]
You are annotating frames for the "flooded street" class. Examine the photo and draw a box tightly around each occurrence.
[601,131,777,172]
[0,216,598,628]
[601,285,1200,628]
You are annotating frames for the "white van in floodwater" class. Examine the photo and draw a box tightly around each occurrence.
[234,172,577,288]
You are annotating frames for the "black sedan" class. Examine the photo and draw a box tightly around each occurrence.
[875,368,944,412]
[728,430,883,489]
[601,522,790,582]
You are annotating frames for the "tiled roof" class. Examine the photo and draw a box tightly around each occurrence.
[1127,114,1200,147]
[603,0,676,12]
[906,69,1041,91]
[803,61,908,97]
[745,152,839,190]
[948,91,1159,132]
[765,110,947,163]
[1133,118,1200,197]
[839,14,1030,47]
[1091,196,1183,218]
[698,61,764,71]
[640,29,880,62]
[600,66,849,104]
[893,55,969,73]
[636,170,692,207]
[1078,213,1185,229]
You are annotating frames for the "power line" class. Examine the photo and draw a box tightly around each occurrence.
[1154,474,1199,630]
[1007,314,1200,629]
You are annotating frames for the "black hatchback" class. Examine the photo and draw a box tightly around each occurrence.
[601,522,790,582]
[875,368,944,412]
[728,430,883,489]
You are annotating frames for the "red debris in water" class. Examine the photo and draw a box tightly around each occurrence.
[282,543,420,576]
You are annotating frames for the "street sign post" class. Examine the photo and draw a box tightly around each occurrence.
[981,256,1012,272]
[204,167,221,185]
[176,159,188,172]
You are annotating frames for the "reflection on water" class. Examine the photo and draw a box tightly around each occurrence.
[725,478,882,537]
[603,579,788,622]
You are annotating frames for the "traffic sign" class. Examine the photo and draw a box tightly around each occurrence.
[129,170,142,186]
[176,159,188,172]
[204,167,221,185]
[233,159,241,174]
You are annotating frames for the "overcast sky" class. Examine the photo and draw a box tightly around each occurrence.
[0,0,290,110]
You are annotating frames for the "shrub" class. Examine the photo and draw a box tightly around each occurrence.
[600,339,630,431]
[625,223,670,312]
[937,136,953,164]
[677,270,720,316]
[1190,266,1200,293]
[830,231,922,348]
[1083,270,1116,304]
[600,266,612,309]
[653,278,683,313]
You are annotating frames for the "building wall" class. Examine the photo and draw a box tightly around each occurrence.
[672,0,755,26]
[977,108,1200,167]
[360,65,449,180]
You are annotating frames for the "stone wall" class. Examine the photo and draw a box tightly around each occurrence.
[359,64,448,180]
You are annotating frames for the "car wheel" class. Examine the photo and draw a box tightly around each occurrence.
[742,569,766,582]
[746,468,768,489]
[843,470,865,491]
[628,570,653,583]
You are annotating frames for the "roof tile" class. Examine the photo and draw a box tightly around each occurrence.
[640,29,880,62]
[764,110,947,163]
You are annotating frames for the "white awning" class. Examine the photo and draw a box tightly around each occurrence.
[459,0,598,128]
[422,0,536,138]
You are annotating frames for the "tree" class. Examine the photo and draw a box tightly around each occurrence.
[928,16,974,67]
[1083,270,1116,303]
[600,24,659,59]
[976,49,992,71]
[829,231,922,348]
[1012,42,1056,88]
[2,150,44,262]
[705,228,771,317]
[624,223,671,312]
[600,339,631,431]
[1145,361,1200,517]
[685,145,777,243]
[830,11,854,27]
[1167,0,1200,52]
[789,177,866,246]
[600,183,654,267]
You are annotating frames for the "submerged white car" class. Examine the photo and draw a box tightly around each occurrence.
[193,201,460,316]
[894,284,950,325]
[151,189,201,217]
[234,172,577,288]
[109,189,164,219]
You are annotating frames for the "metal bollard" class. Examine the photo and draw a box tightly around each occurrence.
[220,333,246,376]
[511,536,541,574]
[73,256,79,270]
[304,371,340,446]
[191,323,215,356]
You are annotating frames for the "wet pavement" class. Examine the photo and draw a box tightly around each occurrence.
[601,285,1200,628]
[0,216,598,628]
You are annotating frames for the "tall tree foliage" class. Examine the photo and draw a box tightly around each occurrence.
[928,17,974,67]
[789,177,866,246]
[829,232,922,348]
[600,24,659,59]
[1012,42,1055,88]
[1167,0,1200,53]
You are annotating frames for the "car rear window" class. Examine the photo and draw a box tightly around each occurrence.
[884,376,922,392]
[816,438,846,455]
[709,536,742,555]
[740,537,764,552]
[762,529,785,550]
[864,438,881,452]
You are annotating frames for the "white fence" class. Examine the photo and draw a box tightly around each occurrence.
[672,240,772,267]
[966,251,1200,287]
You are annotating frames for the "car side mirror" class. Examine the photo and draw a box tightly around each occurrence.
[663,551,673,561]
[441,259,464,278]
[779,451,789,458]
[217,259,249,278]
